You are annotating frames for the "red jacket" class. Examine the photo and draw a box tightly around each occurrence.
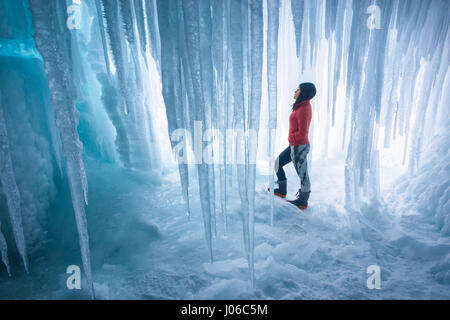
[288,100,312,146]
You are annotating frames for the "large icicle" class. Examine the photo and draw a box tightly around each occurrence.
[267,0,280,225]
[331,0,345,126]
[156,0,192,220]
[198,0,217,238]
[145,0,161,71]
[229,0,250,265]
[291,0,305,58]
[95,1,111,77]
[307,0,318,67]
[247,0,264,287]
[0,104,27,273]
[29,0,94,298]
[102,0,130,115]
[325,0,338,41]
[181,0,213,262]
[212,0,228,232]
[94,0,112,77]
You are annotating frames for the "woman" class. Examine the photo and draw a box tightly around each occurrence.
[270,82,316,210]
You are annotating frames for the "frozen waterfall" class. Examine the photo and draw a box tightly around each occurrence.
[0,0,448,299]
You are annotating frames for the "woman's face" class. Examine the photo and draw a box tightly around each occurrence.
[294,87,301,100]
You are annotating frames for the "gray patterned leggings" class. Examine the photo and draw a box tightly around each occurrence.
[291,144,311,192]
[275,144,311,192]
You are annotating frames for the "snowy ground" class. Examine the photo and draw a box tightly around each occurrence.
[1,154,449,300]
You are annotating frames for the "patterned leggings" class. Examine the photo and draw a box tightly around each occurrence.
[275,144,311,192]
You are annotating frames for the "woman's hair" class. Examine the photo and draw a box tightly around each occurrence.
[293,82,317,110]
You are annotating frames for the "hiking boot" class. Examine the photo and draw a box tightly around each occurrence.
[268,179,287,198]
[287,189,310,210]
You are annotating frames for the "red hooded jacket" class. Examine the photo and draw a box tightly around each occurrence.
[288,100,312,146]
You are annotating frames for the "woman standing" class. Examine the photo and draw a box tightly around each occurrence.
[270,82,316,210]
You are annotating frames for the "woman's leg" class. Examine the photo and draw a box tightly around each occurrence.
[274,146,292,182]
[290,144,311,192]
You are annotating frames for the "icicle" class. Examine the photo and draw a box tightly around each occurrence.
[229,0,249,261]
[119,0,135,44]
[212,0,228,233]
[0,220,11,276]
[267,0,280,226]
[29,0,94,299]
[242,0,250,127]
[94,1,112,77]
[246,0,264,288]
[180,0,213,262]
[225,0,234,231]
[198,0,216,238]
[291,0,304,58]
[331,0,346,126]
[156,0,191,220]
[321,38,333,158]
[384,61,401,148]
[133,0,148,53]
[178,62,192,220]
[308,0,317,67]
[325,0,338,40]
[176,0,201,222]
[408,60,439,174]
[0,100,28,273]
[145,0,161,71]
[102,0,130,115]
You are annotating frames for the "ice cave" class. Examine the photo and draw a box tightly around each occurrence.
[0,0,449,299]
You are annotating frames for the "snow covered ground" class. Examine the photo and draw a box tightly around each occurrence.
[1,152,449,300]
[0,0,449,300]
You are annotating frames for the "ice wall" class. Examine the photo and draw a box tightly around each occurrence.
[392,126,450,236]
[342,0,450,210]
[0,102,28,272]
[0,0,61,273]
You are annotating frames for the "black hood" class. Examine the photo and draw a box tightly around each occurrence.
[297,82,317,102]
[292,82,316,110]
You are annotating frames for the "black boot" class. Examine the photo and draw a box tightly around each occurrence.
[288,189,310,210]
[268,179,287,198]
